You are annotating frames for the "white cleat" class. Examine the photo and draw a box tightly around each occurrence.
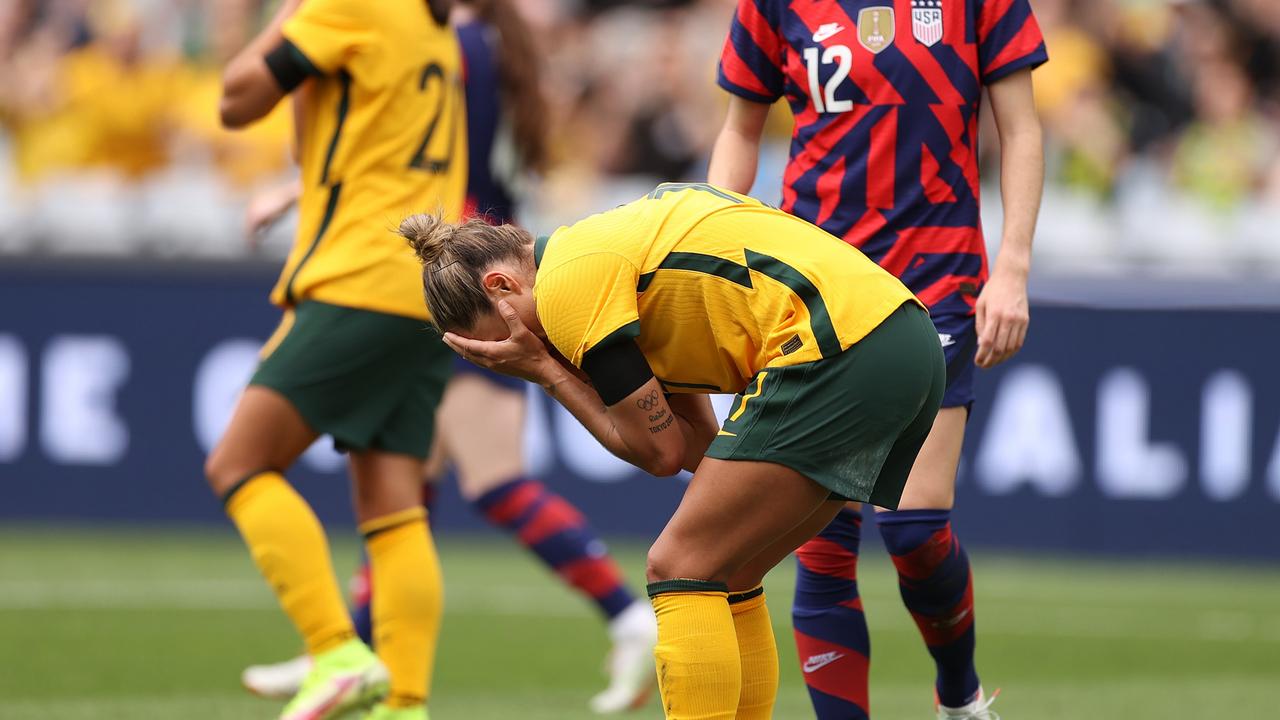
[241,654,313,700]
[588,601,659,714]
[937,687,1001,720]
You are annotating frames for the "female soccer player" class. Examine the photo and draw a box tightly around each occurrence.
[212,0,462,718]
[240,0,657,710]
[709,2,1047,717]
[399,181,945,720]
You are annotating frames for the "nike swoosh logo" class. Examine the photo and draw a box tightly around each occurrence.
[930,607,972,629]
[802,651,845,673]
[938,333,956,348]
[812,23,845,43]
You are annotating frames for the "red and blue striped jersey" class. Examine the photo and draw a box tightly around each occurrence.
[718,0,1046,316]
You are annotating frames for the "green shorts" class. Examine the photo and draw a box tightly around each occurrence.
[251,301,454,459]
[705,302,945,508]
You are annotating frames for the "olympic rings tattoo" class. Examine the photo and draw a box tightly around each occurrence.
[636,389,660,411]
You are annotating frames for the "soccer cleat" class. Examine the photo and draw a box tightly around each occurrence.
[242,654,312,700]
[937,687,1001,720]
[360,703,428,720]
[588,601,659,714]
[278,639,388,720]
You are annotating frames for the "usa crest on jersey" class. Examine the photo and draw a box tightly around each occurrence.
[911,0,943,47]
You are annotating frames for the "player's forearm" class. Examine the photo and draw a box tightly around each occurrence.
[667,395,717,472]
[993,126,1043,279]
[540,368,658,474]
[707,127,761,195]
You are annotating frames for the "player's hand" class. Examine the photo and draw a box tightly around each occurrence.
[243,182,300,248]
[443,300,559,384]
[974,267,1029,369]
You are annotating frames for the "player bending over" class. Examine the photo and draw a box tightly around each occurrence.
[402,182,945,720]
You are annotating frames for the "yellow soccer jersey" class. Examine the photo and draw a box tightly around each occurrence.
[534,183,922,394]
[274,0,467,320]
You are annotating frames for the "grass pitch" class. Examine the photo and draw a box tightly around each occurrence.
[1,527,1277,719]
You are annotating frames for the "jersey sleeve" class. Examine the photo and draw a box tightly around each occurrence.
[535,253,641,368]
[976,0,1048,84]
[717,0,786,104]
[281,0,377,75]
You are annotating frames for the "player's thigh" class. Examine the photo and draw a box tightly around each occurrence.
[439,371,526,499]
[887,406,967,511]
[727,497,846,592]
[647,457,833,585]
[349,450,431,525]
[205,385,318,494]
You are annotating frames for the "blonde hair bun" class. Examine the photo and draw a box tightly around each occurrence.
[399,213,452,266]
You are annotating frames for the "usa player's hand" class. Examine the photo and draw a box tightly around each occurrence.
[243,181,300,248]
[442,300,560,384]
[974,267,1029,369]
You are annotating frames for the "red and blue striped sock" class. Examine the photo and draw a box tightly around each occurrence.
[792,507,871,720]
[474,477,635,619]
[876,509,979,708]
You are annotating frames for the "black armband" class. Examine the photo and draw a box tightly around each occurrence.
[264,39,321,93]
[581,339,654,406]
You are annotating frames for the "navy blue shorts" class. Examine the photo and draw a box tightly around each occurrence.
[452,355,527,393]
[929,312,977,410]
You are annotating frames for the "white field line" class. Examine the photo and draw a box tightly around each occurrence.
[1,577,1279,645]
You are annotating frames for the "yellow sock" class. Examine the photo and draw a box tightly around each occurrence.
[648,580,740,720]
[361,507,443,708]
[729,586,778,720]
[223,471,354,655]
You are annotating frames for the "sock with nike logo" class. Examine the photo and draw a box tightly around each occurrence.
[648,579,740,719]
[792,507,871,719]
[876,509,979,708]
[729,586,777,720]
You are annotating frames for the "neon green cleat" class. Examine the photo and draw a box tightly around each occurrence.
[360,704,429,720]
[278,639,388,720]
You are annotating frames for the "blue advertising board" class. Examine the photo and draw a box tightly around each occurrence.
[2,261,1278,558]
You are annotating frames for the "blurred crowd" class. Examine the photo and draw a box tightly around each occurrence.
[0,0,1277,273]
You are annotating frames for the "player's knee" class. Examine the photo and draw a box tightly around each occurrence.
[203,448,256,497]
[646,541,730,585]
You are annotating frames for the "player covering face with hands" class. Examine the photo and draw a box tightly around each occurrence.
[402,182,946,720]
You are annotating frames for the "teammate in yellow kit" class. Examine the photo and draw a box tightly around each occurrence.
[400,182,945,720]
[210,0,463,718]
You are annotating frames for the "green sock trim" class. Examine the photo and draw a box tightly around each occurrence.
[646,579,729,597]
[219,468,281,508]
[728,585,764,604]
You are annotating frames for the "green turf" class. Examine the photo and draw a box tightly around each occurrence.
[1,527,1278,719]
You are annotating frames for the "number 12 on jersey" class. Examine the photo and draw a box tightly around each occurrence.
[804,45,853,114]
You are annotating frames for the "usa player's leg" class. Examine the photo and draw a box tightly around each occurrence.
[442,367,656,713]
[873,312,985,714]
[791,501,872,719]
